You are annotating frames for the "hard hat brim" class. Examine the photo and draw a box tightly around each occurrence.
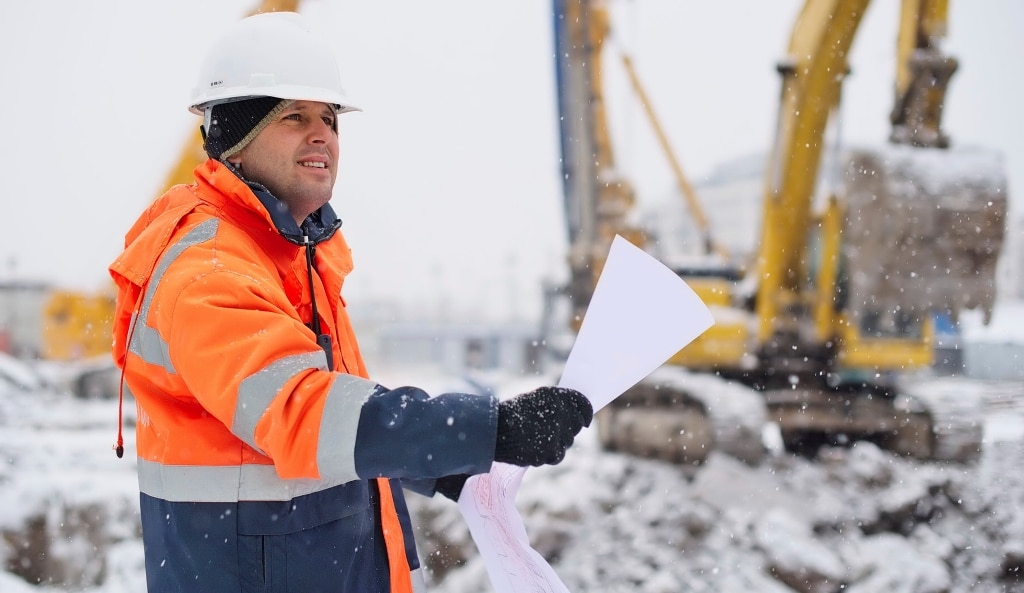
[190,85,361,116]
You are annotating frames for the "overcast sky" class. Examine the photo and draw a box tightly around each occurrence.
[1,0,1020,322]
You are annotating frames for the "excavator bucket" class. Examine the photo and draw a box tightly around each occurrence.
[840,145,1008,337]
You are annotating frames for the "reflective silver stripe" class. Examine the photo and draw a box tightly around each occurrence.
[128,219,219,373]
[137,459,357,502]
[316,374,378,482]
[233,350,329,453]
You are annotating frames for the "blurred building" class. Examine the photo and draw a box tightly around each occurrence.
[961,300,1024,381]
[638,152,764,268]
[0,280,50,358]
[1001,215,1024,299]
[366,320,542,376]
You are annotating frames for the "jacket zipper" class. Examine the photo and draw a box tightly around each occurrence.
[303,235,335,371]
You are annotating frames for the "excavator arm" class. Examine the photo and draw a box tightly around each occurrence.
[755,0,869,346]
[891,0,957,147]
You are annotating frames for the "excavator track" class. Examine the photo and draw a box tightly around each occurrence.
[597,367,767,467]
[598,370,984,465]
[761,378,984,462]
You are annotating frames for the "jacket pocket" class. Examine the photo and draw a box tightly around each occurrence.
[239,507,382,593]
[238,533,269,593]
[237,481,370,536]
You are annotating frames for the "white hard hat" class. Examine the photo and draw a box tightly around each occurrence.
[189,11,360,115]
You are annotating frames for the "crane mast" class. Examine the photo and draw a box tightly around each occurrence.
[551,0,640,324]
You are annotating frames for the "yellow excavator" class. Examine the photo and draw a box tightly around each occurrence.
[549,0,1007,464]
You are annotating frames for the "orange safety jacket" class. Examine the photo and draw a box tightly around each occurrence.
[110,159,497,593]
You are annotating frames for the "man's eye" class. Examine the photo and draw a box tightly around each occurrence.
[284,113,302,121]
[322,116,336,128]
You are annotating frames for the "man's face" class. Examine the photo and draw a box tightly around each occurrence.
[228,100,339,223]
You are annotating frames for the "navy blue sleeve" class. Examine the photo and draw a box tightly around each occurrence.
[354,386,497,480]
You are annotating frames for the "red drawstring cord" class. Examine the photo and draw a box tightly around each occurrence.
[113,307,141,459]
[114,371,125,458]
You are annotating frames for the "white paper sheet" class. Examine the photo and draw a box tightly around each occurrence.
[458,235,715,593]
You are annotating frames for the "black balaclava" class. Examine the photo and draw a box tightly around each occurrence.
[202,97,288,160]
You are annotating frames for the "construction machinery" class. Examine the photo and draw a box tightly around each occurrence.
[548,0,1007,465]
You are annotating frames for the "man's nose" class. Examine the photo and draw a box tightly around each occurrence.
[309,119,334,143]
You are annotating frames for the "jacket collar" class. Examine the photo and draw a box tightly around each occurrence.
[247,180,342,246]
[197,159,342,246]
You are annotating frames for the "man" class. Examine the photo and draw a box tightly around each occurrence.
[109,12,592,593]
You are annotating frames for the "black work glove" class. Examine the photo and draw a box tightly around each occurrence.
[494,387,593,467]
[434,474,470,501]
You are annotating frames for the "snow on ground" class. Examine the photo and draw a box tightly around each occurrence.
[1,359,1023,592]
